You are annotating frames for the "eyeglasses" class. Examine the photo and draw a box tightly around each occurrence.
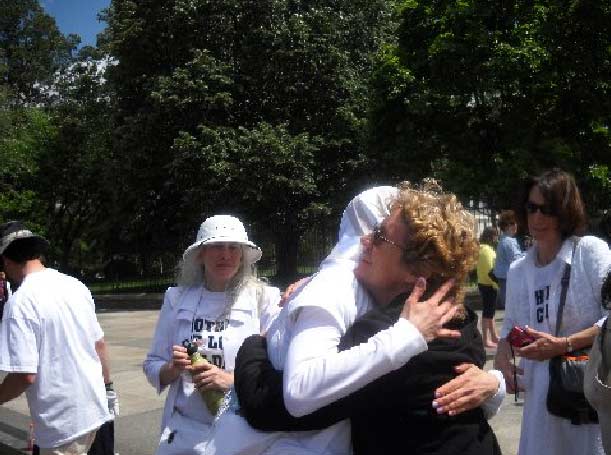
[372,224,406,251]
[525,201,555,216]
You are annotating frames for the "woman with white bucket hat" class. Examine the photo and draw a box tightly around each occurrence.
[143,215,281,455]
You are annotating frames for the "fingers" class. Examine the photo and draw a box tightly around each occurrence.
[193,368,232,392]
[191,361,214,373]
[406,277,427,305]
[437,328,461,339]
[435,373,469,398]
[523,326,544,338]
[171,346,191,370]
[429,278,456,305]
[454,363,477,374]
[438,301,457,325]
[434,394,476,416]
[434,368,498,415]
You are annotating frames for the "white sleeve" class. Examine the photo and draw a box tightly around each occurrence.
[87,291,104,341]
[500,264,527,338]
[0,298,39,374]
[283,305,427,417]
[259,286,281,334]
[142,291,176,393]
[481,369,506,418]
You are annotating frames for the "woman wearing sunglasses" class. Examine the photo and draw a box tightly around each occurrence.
[494,169,610,455]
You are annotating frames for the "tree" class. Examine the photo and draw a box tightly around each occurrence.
[34,56,116,271]
[101,0,398,278]
[369,0,610,213]
[0,0,79,104]
[0,86,53,231]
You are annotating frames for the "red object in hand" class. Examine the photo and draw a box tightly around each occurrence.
[508,326,536,348]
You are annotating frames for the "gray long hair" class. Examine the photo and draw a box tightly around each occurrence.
[176,245,263,302]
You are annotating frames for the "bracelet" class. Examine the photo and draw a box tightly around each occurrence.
[565,336,573,353]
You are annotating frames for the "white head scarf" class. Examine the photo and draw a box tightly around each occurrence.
[320,186,398,269]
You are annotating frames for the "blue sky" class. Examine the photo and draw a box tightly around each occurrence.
[40,0,110,48]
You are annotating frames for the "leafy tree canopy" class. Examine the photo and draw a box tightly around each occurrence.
[370,0,610,213]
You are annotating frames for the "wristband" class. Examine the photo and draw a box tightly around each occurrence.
[565,337,573,353]
[105,382,114,391]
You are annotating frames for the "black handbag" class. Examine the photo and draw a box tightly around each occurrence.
[546,238,598,424]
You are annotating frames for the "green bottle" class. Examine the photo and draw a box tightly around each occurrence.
[186,342,225,415]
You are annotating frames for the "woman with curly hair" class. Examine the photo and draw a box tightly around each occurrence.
[203,181,503,455]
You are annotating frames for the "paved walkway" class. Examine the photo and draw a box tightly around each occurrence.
[1,304,523,454]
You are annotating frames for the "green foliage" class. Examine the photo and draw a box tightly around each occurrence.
[101,0,398,276]
[0,88,54,228]
[0,0,79,103]
[36,58,117,269]
[370,0,610,213]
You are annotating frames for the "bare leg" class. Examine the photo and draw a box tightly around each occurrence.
[482,318,497,348]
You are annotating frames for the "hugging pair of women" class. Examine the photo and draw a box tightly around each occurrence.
[145,181,504,455]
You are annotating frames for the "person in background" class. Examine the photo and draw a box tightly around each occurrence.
[143,214,281,455]
[494,169,610,454]
[493,210,522,309]
[585,269,610,454]
[477,226,500,348]
[0,221,113,455]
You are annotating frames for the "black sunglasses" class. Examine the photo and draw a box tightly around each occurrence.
[525,201,555,216]
[372,224,406,251]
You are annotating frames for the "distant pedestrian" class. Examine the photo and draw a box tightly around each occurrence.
[477,226,499,347]
[493,210,522,308]
[0,221,114,455]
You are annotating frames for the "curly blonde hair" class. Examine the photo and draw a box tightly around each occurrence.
[394,179,478,310]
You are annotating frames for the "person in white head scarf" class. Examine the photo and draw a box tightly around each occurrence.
[143,215,281,455]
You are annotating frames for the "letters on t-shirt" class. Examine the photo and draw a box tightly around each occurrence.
[534,286,550,323]
[183,317,228,369]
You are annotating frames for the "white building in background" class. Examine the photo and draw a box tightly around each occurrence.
[467,199,497,237]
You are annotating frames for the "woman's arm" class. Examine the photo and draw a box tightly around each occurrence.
[495,264,527,393]
[258,285,282,334]
[284,280,457,417]
[519,325,600,360]
[143,291,183,392]
[284,306,425,417]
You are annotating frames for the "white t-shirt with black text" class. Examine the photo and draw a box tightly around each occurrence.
[0,269,111,448]
[175,289,229,422]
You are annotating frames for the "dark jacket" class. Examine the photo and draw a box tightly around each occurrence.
[234,296,501,455]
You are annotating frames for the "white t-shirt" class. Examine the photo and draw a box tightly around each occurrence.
[262,265,428,455]
[0,269,111,448]
[532,258,563,333]
[175,289,229,422]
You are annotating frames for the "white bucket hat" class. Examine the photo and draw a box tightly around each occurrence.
[183,215,262,266]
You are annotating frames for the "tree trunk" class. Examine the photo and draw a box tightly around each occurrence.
[275,226,300,284]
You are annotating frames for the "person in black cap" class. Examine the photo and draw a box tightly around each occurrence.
[0,221,115,455]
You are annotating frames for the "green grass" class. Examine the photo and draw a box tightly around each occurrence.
[87,277,175,294]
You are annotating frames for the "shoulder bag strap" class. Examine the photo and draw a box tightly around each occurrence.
[554,237,581,337]
[601,318,609,372]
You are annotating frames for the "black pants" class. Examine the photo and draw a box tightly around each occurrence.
[478,284,497,319]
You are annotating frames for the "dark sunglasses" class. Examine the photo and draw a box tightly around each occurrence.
[525,201,555,216]
[372,224,406,251]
